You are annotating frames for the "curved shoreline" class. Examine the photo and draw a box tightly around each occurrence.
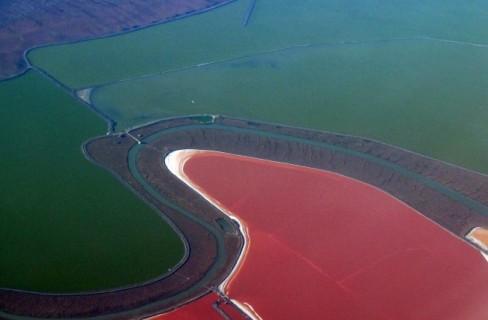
[165,149,254,319]
[3,115,488,318]
[169,149,488,319]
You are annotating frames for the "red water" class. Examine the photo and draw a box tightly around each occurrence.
[179,151,488,320]
[148,292,245,320]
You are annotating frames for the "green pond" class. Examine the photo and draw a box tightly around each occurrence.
[0,71,184,292]
[92,39,488,173]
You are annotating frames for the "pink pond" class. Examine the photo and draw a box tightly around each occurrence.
[159,150,488,319]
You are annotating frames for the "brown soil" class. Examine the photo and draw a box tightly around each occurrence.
[2,115,488,318]
[0,0,230,80]
[467,227,488,250]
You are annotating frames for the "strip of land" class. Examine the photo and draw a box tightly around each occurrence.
[0,0,230,79]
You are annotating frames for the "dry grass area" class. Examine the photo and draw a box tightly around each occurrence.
[0,0,229,79]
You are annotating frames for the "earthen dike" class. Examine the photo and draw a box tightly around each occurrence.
[2,115,488,319]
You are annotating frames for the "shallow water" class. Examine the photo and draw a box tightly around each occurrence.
[29,0,488,88]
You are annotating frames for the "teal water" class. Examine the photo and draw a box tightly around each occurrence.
[29,0,488,89]
[0,71,184,292]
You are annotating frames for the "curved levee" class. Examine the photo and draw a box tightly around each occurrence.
[4,115,488,319]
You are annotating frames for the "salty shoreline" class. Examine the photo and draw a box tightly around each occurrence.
[165,149,257,319]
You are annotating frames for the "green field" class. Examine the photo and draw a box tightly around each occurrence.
[0,71,184,292]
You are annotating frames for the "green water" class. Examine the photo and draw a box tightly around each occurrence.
[0,71,184,293]
[29,0,488,89]
[92,40,488,173]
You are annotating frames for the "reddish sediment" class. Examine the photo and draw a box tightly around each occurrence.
[148,292,245,320]
[173,149,488,320]
[147,293,220,320]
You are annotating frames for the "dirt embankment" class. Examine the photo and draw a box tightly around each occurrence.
[127,115,488,238]
[0,0,230,79]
